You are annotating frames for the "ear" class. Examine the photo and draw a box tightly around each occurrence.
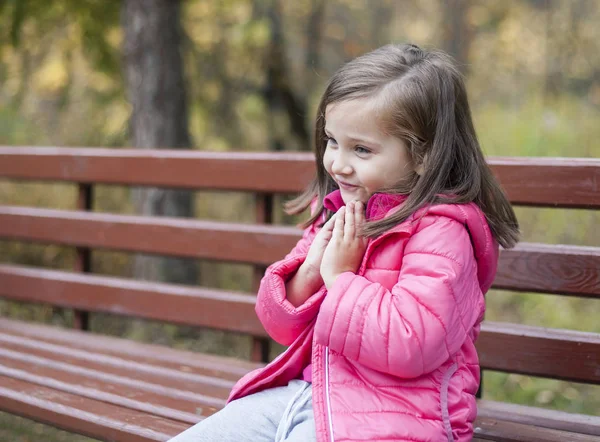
[415,163,424,176]
[413,152,427,176]
[408,146,425,176]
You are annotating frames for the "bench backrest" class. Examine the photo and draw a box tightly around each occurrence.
[0,147,599,386]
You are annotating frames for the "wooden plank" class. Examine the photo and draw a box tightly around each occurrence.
[488,157,600,209]
[0,348,219,422]
[473,416,600,441]
[0,206,297,266]
[477,400,600,437]
[0,147,315,193]
[0,264,267,336]
[0,375,188,442]
[1,209,599,298]
[3,251,595,346]
[496,243,600,297]
[0,332,235,397]
[0,356,207,423]
[0,317,260,377]
[477,322,600,384]
[1,147,599,208]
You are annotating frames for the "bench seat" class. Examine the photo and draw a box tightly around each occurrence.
[1,318,598,442]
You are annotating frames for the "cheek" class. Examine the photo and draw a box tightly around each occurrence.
[381,168,399,182]
[322,151,333,174]
[361,163,396,191]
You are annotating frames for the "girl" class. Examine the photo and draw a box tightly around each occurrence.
[170,43,519,442]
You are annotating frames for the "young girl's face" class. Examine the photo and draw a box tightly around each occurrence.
[323,97,415,204]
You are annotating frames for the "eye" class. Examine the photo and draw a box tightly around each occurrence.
[325,136,338,146]
[355,146,371,155]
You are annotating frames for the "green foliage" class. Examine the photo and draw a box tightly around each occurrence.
[474,94,600,158]
[484,372,600,415]
[8,0,26,47]
[1,0,120,73]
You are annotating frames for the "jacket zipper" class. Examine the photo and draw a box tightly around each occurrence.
[324,347,335,442]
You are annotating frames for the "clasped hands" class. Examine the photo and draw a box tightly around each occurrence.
[302,200,369,290]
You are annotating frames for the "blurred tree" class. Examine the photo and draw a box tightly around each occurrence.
[442,0,473,73]
[0,0,122,133]
[264,0,310,151]
[122,0,197,284]
[306,0,326,87]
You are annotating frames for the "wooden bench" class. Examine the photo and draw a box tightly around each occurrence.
[0,146,598,441]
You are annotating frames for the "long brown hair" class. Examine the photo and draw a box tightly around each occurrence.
[285,43,519,249]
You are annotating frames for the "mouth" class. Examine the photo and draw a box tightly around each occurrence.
[337,181,359,190]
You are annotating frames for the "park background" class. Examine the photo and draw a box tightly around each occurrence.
[0,0,598,440]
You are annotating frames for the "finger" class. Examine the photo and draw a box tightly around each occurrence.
[322,212,337,231]
[355,201,365,230]
[333,207,345,237]
[345,202,355,239]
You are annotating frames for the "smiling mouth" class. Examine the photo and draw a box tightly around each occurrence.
[338,181,359,189]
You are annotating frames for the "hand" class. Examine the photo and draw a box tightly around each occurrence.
[286,212,338,307]
[301,210,338,278]
[321,201,368,290]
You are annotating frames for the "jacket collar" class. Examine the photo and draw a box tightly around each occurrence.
[323,189,407,221]
[322,189,499,293]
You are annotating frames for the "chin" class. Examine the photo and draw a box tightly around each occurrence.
[340,189,368,204]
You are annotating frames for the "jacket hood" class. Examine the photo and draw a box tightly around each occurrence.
[323,189,499,293]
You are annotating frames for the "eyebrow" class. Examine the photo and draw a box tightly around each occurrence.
[324,127,381,147]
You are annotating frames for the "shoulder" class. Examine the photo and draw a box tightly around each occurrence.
[404,207,476,266]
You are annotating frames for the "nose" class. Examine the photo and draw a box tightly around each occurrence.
[330,150,353,176]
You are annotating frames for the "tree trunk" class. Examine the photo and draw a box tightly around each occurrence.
[441,0,473,74]
[122,0,197,284]
[264,0,310,152]
[305,0,326,91]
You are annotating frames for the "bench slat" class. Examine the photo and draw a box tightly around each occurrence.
[0,205,297,266]
[0,338,230,406]
[478,321,600,384]
[495,243,600,296]
[0,338,226,420]
[0,354,208,423]
[0,332,234,397]
[477,400,600,437]
[473,416,600,441]
[0,147,315,193]
[488,157,600,209]
[1,208,598,297]
[0,317,260,377]
[0,264,265,336]
[1,147,599,208]
[0,375,188,442]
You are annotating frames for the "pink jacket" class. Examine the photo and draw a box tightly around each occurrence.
[229,190,499,442]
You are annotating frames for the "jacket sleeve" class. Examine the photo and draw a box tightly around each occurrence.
[314,217,487,378]
[255,202,326,346]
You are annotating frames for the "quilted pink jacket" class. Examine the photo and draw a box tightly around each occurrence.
[228,190,499,442]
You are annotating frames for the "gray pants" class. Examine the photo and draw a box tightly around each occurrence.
[168,380,316,442]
